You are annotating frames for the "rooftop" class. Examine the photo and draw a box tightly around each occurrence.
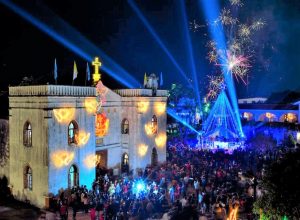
[9,85,96,97]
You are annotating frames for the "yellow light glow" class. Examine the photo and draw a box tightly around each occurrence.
[155,133,167,148]
[138,101,149,113]
[155,102,166,115]
[144,123,154,136]
[266,112,272,119]
[287,113,296,122]
[244,112,249,118]
[95,113,110,137]
[53,108,75,123]
[138,144,148,157]
[51,150,74,168]
[75,131,90,146]
[84,154,101,169]
[227,206,239,220]
[84,98,97,114]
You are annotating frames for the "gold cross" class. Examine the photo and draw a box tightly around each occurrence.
[92,57,102,84]
[92,57,102,75]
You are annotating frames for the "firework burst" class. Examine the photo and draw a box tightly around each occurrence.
[229,0,243,7]
[207,75,224,100]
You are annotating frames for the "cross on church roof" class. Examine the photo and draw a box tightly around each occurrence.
[92,57,102,85]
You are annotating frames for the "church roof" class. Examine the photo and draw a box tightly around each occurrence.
[9,85,96,97]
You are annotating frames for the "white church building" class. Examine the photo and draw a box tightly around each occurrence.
[1,81,167,208]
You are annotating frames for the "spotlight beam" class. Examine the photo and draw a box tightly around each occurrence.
[198,0,244,137]
[0,0,139,88]
[1,0,201,135]
[127,0,192,87]
[167,109,200,135]
[179,0,201,107]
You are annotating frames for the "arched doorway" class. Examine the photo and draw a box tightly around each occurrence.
[68,165,79,188]
[121,153,129,173]
[151,148,158,166]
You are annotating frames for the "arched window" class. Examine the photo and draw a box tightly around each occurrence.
[121,119,129,134]
[151,115,158,134]
[23,121,32,147]
[68,165,79,188]
[68,121,79,145]
[24,165,32,190]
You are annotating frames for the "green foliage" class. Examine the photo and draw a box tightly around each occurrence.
[253,150,300,219]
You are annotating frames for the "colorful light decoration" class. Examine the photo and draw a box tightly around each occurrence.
[155,133,167,148]
[95,113,110,137]
[53,108,75,123]
[144,122,157,136]
[96,81,108,112]
[75,131,90,146]
[154,102,166,115]
[138,144,148,157]
[84,154,101,169]
[51,150,74,168]
[137,101,149,113]
[227,206,239,220]
[84,98,97,114]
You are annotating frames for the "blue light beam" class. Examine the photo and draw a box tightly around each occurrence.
[0,0,139,88]
[127,0,192,87]
[198,0,244,137]
[167,109,200,135]
[178,0,201,107]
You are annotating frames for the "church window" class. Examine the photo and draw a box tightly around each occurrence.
[121,153,129,173]
[68,165,79,188]
[23,121,32,147]
[24,165,32,190]
[68,121,79,145]
[151,115,158,134]
[121,119,129,134]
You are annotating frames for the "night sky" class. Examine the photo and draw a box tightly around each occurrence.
[0,0,300,98]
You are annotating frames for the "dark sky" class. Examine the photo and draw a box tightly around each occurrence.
[0,0,300,98]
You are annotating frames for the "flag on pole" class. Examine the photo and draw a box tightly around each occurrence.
[160,72,163,87]
[73,61,78,81]
[86,62,90,81]
[143,73,147,87]
[54,58,57,83]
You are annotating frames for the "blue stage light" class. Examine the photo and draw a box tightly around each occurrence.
[1,0,140,88]
[127,0,192,87]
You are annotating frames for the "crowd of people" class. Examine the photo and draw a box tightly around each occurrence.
[51,138,294,220]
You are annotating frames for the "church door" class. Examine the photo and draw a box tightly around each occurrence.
[68,165,79,188]
[151,148,158,166]
[121,153,129,173]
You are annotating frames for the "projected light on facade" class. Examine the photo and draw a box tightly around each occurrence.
[75,131,90,146]
[84,154,101,169]
[84,98,97,114]
[138,101,149,113]
[138,144,148,157]
[155,133,167,148]
[95,113,109,137]
[155,102,166,115]
[51,150,74,168]
[53,108,75,123]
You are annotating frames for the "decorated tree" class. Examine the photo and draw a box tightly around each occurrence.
[253,150,300,219]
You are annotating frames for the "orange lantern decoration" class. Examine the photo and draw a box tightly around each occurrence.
[95,113,110,137]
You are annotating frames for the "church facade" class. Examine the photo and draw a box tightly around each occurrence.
[2,83,167,208]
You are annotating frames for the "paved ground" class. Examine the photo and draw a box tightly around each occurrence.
[0,206,91,220]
